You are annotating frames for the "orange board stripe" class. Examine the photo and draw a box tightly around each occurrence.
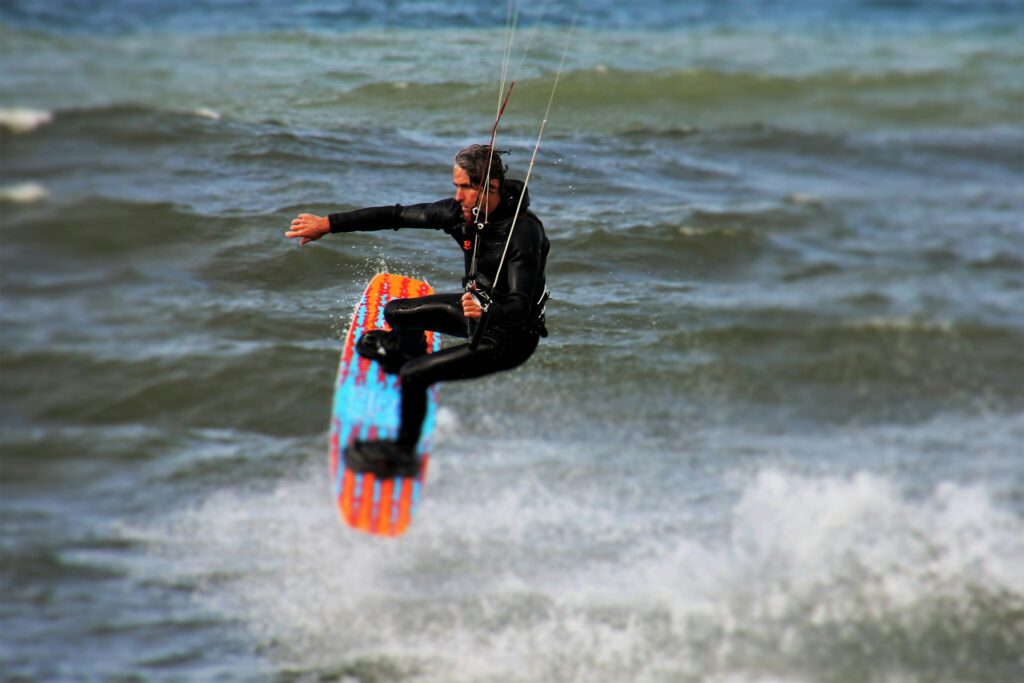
[375,478,395,535]
[356,474,376,531]
[339,468,355,520]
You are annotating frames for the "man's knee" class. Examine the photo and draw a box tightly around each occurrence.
[398,354,428,385]
[384,298,406,326]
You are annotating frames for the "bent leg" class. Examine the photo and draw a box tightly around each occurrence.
[359,293,466,368]
[385,292,467,339]
[396,336,538,449]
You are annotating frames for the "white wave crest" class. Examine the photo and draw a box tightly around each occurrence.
[193,107,221,120]
[0,108,53,134]
[0,183,49,204]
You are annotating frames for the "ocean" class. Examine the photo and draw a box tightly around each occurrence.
[2,1,1023,681]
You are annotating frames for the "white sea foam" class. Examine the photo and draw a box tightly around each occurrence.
[193,107,221,120]
[132,461,1024,682]
[433,405,460,436]
[0,182,49,204]
[0,107,53,134]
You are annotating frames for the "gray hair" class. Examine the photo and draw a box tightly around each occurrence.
[454,144,507,188]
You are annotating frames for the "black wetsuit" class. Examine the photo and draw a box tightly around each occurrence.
[328,179,549,450]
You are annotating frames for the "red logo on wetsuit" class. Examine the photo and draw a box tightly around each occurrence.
[463,240,472,251]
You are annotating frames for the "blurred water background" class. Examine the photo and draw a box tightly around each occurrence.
[2,1,1023,681]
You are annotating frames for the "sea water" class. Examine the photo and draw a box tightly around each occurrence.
[2,1,1023,681]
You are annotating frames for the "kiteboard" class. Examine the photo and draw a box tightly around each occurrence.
[328,272,441,537]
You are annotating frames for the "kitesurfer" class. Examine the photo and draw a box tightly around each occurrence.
[286,144,549,479]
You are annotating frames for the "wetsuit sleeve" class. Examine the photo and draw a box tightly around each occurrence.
[485,218,544,327]
[329,199,461,233]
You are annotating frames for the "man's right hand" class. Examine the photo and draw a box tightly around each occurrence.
[461,292,484,320]
[286,213,331,245]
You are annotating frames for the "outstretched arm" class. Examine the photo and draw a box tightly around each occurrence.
[286,213,330,246]
[287,200,461,246]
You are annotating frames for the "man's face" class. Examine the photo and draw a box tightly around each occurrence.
[453,165,498,223]
[453,165,480,223]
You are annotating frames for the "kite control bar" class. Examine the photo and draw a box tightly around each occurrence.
[467,287,493,351]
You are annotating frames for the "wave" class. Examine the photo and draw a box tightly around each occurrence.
[4,101,399,162]
[969,250,1024,271]
[27,102,232,143]
[556,200,839,272]
[19,100,1020,185]
[0,340,333,437]
[0,107,53,134]
[0,182,48,204]
[547,304,1024,424]
[0,195,225,254]
[666,317,1024,418]
[3,0,1022,36]
[562,64,1024,130]
[331,61,1024,132]
[128,466,1024,682]
[4,25,1022,138]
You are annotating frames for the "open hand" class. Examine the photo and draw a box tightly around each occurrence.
[286,213,330,245]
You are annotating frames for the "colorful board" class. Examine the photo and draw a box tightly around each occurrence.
[328,272,441,536]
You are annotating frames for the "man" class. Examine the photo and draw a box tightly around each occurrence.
[286,144,549,479]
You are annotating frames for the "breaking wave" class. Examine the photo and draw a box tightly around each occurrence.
[131,466,1024,682]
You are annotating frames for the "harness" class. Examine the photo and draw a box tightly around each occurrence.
[456,1,575,350]
[463,266,549,339]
